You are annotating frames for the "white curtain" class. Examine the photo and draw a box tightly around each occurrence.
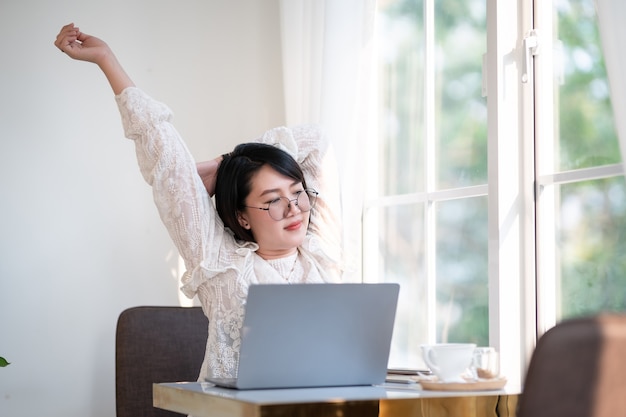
[595,0,626,173]
[279,0,377,280]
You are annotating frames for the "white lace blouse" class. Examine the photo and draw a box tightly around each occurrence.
[115,87,342,380]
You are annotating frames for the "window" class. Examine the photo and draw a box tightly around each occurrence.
[370,0,488,368]
[370,0,625,380]
[535,0,626,332]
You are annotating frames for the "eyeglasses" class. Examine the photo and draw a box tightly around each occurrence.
[244,189,318,221]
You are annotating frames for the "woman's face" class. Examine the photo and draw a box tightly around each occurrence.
[238,165,309,259]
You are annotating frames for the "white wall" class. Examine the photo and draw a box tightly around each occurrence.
[0,1,284,416]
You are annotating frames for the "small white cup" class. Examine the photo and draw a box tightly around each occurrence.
[421,343,476,382]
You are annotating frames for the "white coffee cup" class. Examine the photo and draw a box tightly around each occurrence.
[421,343,476,382]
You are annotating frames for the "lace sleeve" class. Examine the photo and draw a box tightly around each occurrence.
[115,87,224,275]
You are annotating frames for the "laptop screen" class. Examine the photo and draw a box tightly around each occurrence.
[219,283,400,389]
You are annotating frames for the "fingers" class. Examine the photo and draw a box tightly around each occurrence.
[54,23,80,53]
[55,23,79,52]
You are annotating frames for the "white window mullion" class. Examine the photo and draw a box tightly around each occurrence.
[486,0,527,388]
[520,0,539,381]
[424,0,438,343]
[533,0,558,339]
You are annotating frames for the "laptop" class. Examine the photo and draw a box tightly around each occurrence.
[206,282,399,390]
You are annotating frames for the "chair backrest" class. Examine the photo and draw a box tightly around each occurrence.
[115,306,208,417]
[517,313,626,417]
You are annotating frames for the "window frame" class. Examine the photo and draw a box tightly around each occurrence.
[368,0,624,387]
[484,0,535,386]
[533,0,625,331]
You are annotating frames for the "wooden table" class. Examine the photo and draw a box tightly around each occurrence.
[153,381,520,417]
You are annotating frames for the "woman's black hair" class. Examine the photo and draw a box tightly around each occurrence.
[215,143,308,241]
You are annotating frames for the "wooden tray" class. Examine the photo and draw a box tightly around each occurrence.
[419,377,507,391]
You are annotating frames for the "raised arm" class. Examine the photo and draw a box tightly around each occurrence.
[54,23,226,286]
[54,23,134,95]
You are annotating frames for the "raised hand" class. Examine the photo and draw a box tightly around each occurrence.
[54,23,111,65]
[54,23,135,94]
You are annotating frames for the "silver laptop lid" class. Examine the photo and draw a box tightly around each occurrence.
[234,283,399,389]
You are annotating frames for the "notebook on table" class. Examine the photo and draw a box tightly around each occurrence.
[206,282,399,390]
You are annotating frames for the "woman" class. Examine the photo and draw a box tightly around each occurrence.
[54,23,343,380]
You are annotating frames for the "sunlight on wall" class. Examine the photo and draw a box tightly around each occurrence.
[167,250,197,307]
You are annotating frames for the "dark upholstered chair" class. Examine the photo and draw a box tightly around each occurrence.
[517,313,626,417]
[115,306,208,417]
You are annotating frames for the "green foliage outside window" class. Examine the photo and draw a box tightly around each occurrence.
[378,0,626,359]
[556,0,626,319]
